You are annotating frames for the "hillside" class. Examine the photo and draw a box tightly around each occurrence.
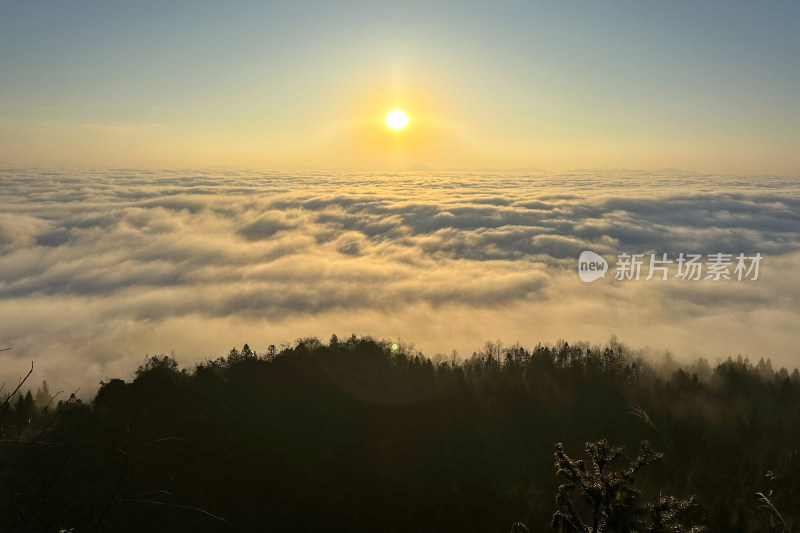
[1,336,798,531]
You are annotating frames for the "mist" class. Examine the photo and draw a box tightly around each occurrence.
[1,167,798,395]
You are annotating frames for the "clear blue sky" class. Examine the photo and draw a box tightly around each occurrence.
[1,0,798,172]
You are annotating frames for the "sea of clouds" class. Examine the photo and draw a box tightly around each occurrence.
[1,167,799,394]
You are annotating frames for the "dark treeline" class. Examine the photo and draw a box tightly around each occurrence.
[1,335,799,532]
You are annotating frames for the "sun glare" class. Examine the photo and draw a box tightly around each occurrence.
[386,109,408,130]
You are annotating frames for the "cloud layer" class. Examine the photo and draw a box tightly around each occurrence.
[1,167,799,394]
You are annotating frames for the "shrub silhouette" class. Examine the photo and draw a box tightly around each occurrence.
[552,439,704,532]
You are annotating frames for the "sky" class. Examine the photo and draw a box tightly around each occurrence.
[1,0,799,172]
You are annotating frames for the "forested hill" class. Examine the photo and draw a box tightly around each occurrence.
[3,335,799,532]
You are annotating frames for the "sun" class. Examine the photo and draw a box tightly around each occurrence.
[385,109,408,130]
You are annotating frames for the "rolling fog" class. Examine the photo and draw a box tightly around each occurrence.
[1,167,798,394]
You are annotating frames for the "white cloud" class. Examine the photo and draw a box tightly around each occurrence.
[0,167,798,395]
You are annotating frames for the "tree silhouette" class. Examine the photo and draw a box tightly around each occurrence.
[3,336,800,531]
[34,380,51,411]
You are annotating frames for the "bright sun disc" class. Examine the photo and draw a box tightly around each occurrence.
[386,109,408,130]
